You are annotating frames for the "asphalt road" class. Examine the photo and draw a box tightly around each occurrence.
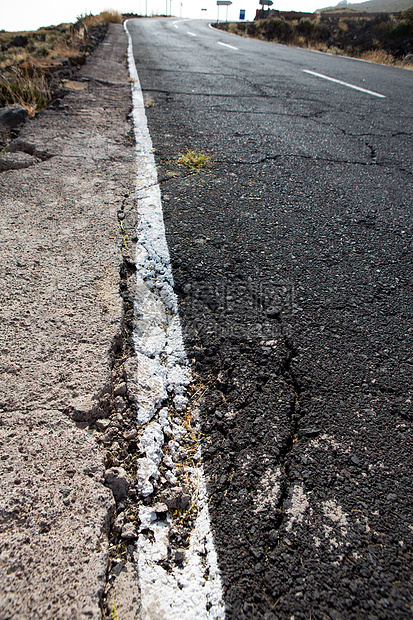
[128,18,413,619]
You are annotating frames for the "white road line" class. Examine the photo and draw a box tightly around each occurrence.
[217,41,238,51]
[124,20,225,620]
[174,23,179,29]
[303,69,386,98]
[187,31,197,37]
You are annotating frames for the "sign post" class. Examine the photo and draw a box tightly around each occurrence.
[259,0,274,13]
[217,0,232,24]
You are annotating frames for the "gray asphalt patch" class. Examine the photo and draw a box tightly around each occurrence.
[128,17,413,620]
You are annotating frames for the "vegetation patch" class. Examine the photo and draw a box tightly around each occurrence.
[0,68,49,116]
[178,149,210,172]
[0,10,123,118]
[217,7,413,67]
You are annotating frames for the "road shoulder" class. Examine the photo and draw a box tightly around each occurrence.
[0,24,137,619]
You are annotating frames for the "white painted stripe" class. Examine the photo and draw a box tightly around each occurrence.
[174,23,179,29]
[124,20,226,620]
[187,31,197,37]
[217,41,238,51]
[303,69,386,98]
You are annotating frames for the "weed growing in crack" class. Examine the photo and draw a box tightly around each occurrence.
[178,149,210,172]
[111,601,118,620]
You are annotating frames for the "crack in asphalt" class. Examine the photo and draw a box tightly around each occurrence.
[211,153,413,174]
[142,88,309,100]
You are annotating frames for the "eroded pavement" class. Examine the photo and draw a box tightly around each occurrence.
[0,22,224,620]
[0,24,137,619]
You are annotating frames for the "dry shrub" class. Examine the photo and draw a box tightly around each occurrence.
[338,18,349,32]
[0,68,49,116]
[360,49,395,64]
[228,23,239,35]
[50,40,82,59]
[82,10,123,27]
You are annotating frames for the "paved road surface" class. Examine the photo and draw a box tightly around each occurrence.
[128,18,412,619]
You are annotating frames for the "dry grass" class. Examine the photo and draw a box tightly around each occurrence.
[0,10,124,114]
[49,40,83,59]
[359,49,395,64]
[82,10,123,27]
[0,68,49,116]
[178,149,210,172]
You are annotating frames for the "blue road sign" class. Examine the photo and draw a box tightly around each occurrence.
[239,9,246,19]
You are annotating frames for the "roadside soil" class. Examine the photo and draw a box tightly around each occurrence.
[0,24,140,619]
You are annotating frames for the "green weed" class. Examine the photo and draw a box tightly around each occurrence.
[178,149,210,172]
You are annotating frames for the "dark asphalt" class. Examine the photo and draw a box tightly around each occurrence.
[128,18,413,619]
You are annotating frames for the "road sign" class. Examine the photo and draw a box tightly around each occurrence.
[239,9,246,19]
[217,0,232,23]
[259,0,274,5]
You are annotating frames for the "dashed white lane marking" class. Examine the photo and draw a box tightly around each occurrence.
[174,23,179,29]
[303,69,386,98]
[187,31,197,37]
[217,41,238,51]
[124,20,226,620]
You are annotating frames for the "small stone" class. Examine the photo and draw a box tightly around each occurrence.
[114,382,127,397]
[251,547,262,559]
[174,549,185,563]
[136,457,158,497]
[95,418,111,432]
[161,487,186,510]
[105,467,130,502]
[124,429,138,441]
[266,306,281,319]
[163,454,174,469]
[115,396,126,413]
[299,427,321,438]
[113,512,125,533]
[387,493,397,501]
[101,431,115,445]
[0,104,28,129]
[164,470,177,485]
[121,522,138,540]
[154,502,168,516]
[216,372,227,388]
[110,562,123,577]
[180,493,191,510]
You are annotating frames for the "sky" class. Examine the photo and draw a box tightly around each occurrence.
[0,0,335,32]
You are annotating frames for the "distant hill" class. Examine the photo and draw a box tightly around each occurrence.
[318,0,413,13]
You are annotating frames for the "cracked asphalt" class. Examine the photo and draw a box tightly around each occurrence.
[129,17,413,619]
